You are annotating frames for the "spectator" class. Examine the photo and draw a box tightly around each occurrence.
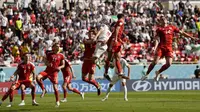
[0,68,6,82]
[15,18,23,40]
[194,65,200,78]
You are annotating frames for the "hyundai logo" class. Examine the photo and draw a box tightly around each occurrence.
[132,80,151,92]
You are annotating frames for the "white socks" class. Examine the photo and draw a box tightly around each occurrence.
[105,86,111,98]
[124,86,127,99]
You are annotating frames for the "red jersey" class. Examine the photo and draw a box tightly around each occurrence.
[83,40,96,59]
[46,52,65,70]
[61,59,71,72]
[156,25,179,50]
[112,19,124,41]
[17,62,35,81]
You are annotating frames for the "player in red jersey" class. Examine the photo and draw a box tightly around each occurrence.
[104,13,127,81]
[0,53,39,107]
[36,43,65,107]
[141,16,196,81]
[82,28,101,96]
[60,59,84,102]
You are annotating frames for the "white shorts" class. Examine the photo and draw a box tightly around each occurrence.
[110,74,126,85]
[93,42,107,58]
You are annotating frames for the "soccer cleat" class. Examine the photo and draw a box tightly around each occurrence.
[32,102,39,106]
[101,97,108,101]
[97,83,101,96]
[141,74,148,81]
[6,104,12,108]
[60,99,67,103]
[40,89,47,98]
[80,92,85,100]
[55,101,60,108]
[104,74,112,82]
[154,71,160,81]
[124,98,128,101]
[18,102,25,106]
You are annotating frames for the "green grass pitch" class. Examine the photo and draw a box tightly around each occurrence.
[0,91,200,112]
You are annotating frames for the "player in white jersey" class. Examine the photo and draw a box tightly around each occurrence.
[102,58,130,101]
[93,15,112,60]
[93,24,112,59]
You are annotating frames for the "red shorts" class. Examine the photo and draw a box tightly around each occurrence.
[112,42,122,53]
[14,80,32,89]
[62,67,72,84]
[82,60,96,75]
[156,47,173,58]
[39,68,59,84]
[107,38,122,53]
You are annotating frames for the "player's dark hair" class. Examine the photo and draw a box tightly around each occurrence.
[117,13,124,20]
[89,27,97,34]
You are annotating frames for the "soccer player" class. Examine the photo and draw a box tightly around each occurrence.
[82,28,101,96]
[60,59,84,102]
[0,53,39,107]
[104,13,125,81]
[36,43,65,107]
[93,15,112,63]
[141,15,196,81]
[102,58,130,101]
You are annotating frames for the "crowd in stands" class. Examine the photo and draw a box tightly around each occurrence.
[0,0,200,67]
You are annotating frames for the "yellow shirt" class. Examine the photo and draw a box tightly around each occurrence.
[196,22,200,32]
[12,46,20,56]
[21,46,30,54]
[16,20,22,30]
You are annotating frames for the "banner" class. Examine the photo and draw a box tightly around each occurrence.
[2,64,198,80]
[22,80,120,94]
[0,82,18,95]
[124,79,200,92]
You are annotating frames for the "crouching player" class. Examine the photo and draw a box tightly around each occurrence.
[60,59,84,102]
[102,58,130,101]
[0,53,39,107]
[82,28,101,96]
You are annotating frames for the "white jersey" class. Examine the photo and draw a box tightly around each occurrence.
[0,15,8,27]
[98,24,112,42]
[114,58,129,74]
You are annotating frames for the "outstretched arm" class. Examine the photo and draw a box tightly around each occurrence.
[179,30,196,40]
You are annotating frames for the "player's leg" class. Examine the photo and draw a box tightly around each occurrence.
[93,43,107,69]
[18,84,26,106]
[121,79,128,101]
[82,73,90,83]
[102,75,119,101]
[67,83,84,100]
[114,49,123,75]
[52,83,60,107]
[61,82,68,102]
[141,55,161,80]
[0,83,19,107]
[102,84,113,101]
[82,61,91,83]
[104,51,113,81]
[155,56,173,81]
[88,72,101,96]
[49,73,60,107]
[36,72,47,98]
[29,82,39,106]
